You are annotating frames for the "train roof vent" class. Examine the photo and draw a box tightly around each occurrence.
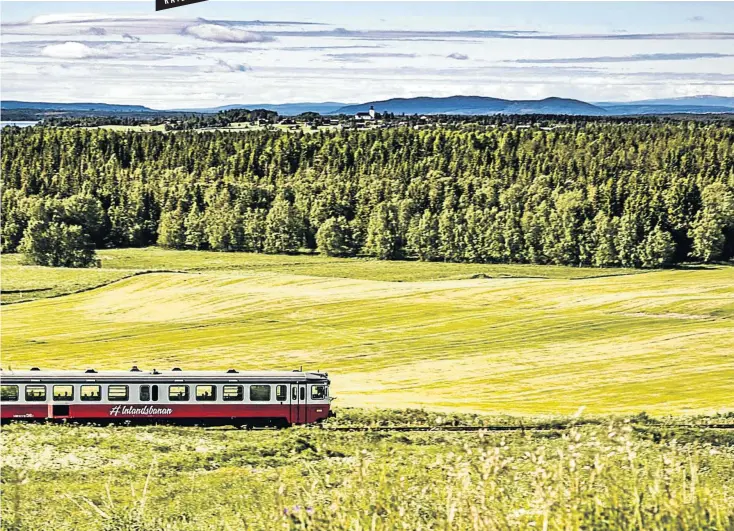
[172,367,182,372]
[152,369,161,375]
[30,367,41,371]
[226,369,238,374]
[130,366,142,372]
[85,369,97,374]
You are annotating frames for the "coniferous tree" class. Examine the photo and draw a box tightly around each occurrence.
[2,124,732,268]
[364,202,399,259]
[591,212,619,267]
[157,209,187,249]
[689,183,734,262]
[243,209,267,252]
[407,210,440,261]
[185,205,207,250]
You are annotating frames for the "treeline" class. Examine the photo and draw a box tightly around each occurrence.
[2,124,733,268]
[165,109,280,130]
[39,109,281,130]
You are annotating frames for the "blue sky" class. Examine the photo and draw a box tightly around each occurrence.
[2,1,733,108]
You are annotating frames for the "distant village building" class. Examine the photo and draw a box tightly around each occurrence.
[355,106,376,121]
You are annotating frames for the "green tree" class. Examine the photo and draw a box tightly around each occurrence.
[264,197,304,254]
[204,207,243,252]
[438,207,463,262]
[364,202,399,259]
[185,205,207,250]
[62,194,105,245]
[243,209,267,252]
[407,210,439,261]
[157,209,187,249]
[591,213,619,267]
[19,220,96,267]
[689,210,727,262]
[639,226,676,268]
[689,183,734,262]
[316,216,352,257]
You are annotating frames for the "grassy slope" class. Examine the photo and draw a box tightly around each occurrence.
[1,261,135,304]
[2,250,732,415]
[1,248,638,304]
[2,417,733,531]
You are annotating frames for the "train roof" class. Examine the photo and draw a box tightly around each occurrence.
[0,367,329,383]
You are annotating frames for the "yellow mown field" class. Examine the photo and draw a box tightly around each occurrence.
[2,250,732,415]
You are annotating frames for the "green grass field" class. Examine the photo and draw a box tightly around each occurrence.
[2,249,732,415]
[2,411,733,531]
[89,124,167,132]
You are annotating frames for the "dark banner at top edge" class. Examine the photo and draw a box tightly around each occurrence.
[156,0,207,12]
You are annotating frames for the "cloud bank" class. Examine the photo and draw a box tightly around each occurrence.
[513,52,734,64]
[182,23,273,43]
[3,3,734,108]
[41,41,104,59]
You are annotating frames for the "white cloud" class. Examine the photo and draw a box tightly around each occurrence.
[41,41,104,59]
[447,53,468,60]
[31,13,105,24]
[210,59,250,73]
[182,24,272,44]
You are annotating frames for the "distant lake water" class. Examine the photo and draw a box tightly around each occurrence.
[1,121,39,128]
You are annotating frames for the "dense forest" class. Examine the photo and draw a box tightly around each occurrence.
[2,123,733,268]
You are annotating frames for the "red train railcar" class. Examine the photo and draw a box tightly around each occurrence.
[0,367,333,427]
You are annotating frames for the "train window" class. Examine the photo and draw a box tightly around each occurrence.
[292,386,297,401]
[311,385,327,400]
[196,385,216,401]
[276,385,287,401]
[250,385,271,402]
[1,385,19,402]
[80,385,101,402]
[223,385,243,401]
[25,385,46,401]
[169,385,189,401]
[53,385,74,401]
[108,385,129,401]
[300,386,305,401]
[152,385,159,401]
[140,385,150,401]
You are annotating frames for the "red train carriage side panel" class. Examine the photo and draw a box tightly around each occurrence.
[0,369,333,426]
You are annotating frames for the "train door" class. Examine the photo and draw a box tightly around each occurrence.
[290,383,308,424]
[51,384,73,419]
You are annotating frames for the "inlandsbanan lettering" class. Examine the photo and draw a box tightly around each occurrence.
[109,405,174,416]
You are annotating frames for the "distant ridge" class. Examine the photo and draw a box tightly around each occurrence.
[174,102,350,115]
[594,95,734,108]
[1,100,154,113]
[333,96,607,116]
[3,95,734,119]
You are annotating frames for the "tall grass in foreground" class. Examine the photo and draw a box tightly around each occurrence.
[1,416,733,530]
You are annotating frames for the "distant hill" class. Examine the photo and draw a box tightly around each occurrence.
[600,104,734,116]
[175,102,350,116]
[333,96,607,116]
[3,96,733,120]
[594,96,734,115]
[1,100,154,113]
[596,95,734,109]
